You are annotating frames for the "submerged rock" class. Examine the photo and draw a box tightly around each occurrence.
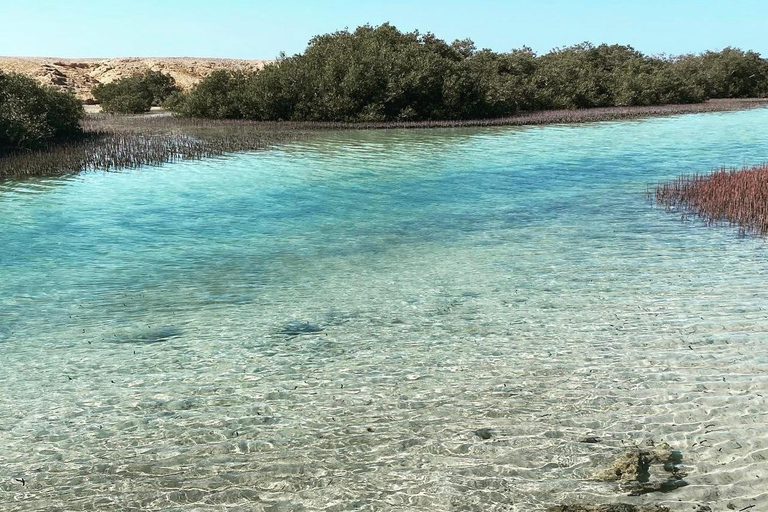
[549,506,669,512]
[626,478,688,496]
[595,439,688,496]
[474,428,494,440]
[114,325,183,344]
[278,321,324,336]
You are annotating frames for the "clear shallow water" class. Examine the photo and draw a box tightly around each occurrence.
[2,109,768,511]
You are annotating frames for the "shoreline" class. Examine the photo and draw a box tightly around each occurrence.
[3,99,767,180]
[655,163,768,236]
[88,98,768,130]
[254,98,768,130]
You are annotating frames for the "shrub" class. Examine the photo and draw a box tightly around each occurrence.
[93,70,180,114]
[141,70,180,105]
[0,71,83,152]
[166,70,248,118]
[672,48,768,99]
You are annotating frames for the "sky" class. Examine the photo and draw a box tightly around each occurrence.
[1,0,767,59]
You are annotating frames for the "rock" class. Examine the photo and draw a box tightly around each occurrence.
[627,478,688,496]
[111,325,183,344]
[594,440,688,496]
[548,505,669,512]
[595,448,651,483]
[278,321,324,336]
[581,436,602,443]
[474,428,494,440]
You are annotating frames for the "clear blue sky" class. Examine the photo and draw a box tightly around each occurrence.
[1,0,766,59]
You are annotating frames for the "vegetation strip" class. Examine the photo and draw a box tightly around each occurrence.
[0,114,306,179]
[43,25,767,120]
[3,100,766,180]
[655,163,768,236]
[166,24,768,122]
[210,98,765,130]
[4,22,768,179]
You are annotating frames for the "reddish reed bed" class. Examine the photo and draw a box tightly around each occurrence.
[655,164,768,235]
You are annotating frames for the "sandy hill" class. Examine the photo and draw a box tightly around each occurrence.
[0,57,269,103]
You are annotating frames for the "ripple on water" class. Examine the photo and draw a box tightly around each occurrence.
[2,109,768,511]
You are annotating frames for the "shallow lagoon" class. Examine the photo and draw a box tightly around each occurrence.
[2,109,768,511]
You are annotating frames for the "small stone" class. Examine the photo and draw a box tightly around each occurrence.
[474,428,493,440]
[627,478,688,496]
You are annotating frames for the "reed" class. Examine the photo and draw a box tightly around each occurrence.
[655,163,768,235]
[114,98,767,132]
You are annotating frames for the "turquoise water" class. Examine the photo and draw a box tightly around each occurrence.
[2,109,768,511]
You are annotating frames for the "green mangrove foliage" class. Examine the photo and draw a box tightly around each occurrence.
[168,24,768,122]
[93,70,180,114]
[163,70,248,119]
[0,71,83,152]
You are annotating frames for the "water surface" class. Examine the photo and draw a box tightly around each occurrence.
[2,109,768,511]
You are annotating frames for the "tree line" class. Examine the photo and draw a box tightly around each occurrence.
[161,24,768,121]
[3,23,768,154]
